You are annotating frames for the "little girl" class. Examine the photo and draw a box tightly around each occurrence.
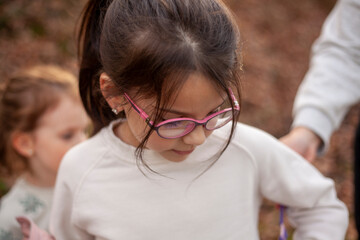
[50,0,348,239]
[0,65,89,240]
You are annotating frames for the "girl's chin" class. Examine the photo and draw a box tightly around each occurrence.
[159,150,193,162]
[172,149,194,155]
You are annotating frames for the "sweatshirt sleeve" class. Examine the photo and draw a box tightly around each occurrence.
[254,133,349,239]
[264,149,348,240]
[292,0,360,152]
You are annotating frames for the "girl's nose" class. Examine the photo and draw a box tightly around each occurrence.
[182,125,206,146]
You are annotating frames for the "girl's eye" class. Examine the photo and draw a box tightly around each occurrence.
[167,121,181,127]
[163,121,183,129]
[208,107,221,116]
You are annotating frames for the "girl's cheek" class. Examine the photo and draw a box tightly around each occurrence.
[145,133,173,150]
[134,128,151,143]
[127,119,149,140]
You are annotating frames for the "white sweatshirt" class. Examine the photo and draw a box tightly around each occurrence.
[50,121,348,240]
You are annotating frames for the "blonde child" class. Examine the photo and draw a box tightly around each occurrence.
[0,65,89,240]
[50,0,348,239]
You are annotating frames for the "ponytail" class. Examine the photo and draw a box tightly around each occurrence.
[77,0,113,134]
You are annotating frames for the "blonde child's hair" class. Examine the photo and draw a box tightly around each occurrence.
[0,65,80,177]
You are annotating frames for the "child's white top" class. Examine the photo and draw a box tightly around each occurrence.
[50,120,348,240]
[0,177,53,240]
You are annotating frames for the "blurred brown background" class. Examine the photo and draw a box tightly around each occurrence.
[0,0,358,239]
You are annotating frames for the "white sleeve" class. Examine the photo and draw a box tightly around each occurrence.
[292,0,360,152]
[254,133,349,239]
[49,154,93,240]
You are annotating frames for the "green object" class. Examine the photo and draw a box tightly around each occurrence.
[0,178,9,198]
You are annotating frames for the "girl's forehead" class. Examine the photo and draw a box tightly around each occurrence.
[130,72,228,112]
[159,73,227,111]
[173,73,225,99]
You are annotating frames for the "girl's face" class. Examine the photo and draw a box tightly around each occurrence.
[28,95,89,185]
[116,72,226,162]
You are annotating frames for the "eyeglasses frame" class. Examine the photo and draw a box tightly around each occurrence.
[123,88,240,139]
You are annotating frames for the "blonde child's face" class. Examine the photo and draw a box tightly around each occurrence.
[117,72,226,162]
[29,95,89,185]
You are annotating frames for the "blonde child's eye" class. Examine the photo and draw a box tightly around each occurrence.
[61,132,74,140]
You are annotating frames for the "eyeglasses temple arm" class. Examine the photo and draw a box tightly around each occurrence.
[228,88,240,110]
[123,93,154,126]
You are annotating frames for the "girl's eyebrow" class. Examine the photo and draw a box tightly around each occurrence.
[160,99,226,116]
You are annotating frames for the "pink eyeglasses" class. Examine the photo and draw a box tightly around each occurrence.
[123,89,240,139]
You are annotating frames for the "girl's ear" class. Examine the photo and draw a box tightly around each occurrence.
[11,132,34,158]
[99,73,125,113]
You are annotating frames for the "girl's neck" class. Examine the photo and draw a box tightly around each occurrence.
[23,171,55,188]
[114,121,141,148]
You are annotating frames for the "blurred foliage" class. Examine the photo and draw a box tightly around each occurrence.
[0,0,85,78]
[0,178,9,198]
[0,0,85,58]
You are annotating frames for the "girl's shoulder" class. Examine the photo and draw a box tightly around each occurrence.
[214,122,282,148]
[61,128,107,163]
[212,122,298,161]
[236,122,280,144]
[56,124,114,184]
[56,121,132,188]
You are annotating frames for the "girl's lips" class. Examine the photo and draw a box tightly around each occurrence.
[172,149,194,155]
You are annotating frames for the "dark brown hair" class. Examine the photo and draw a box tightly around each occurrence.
[0,65,79,177]
[78,0,242,170]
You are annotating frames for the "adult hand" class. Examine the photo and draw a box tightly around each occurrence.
[280,127,322,163]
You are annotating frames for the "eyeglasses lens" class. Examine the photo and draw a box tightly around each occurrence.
[158,121,195,138]
[206,110,233,130]
[158,110,234,138]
